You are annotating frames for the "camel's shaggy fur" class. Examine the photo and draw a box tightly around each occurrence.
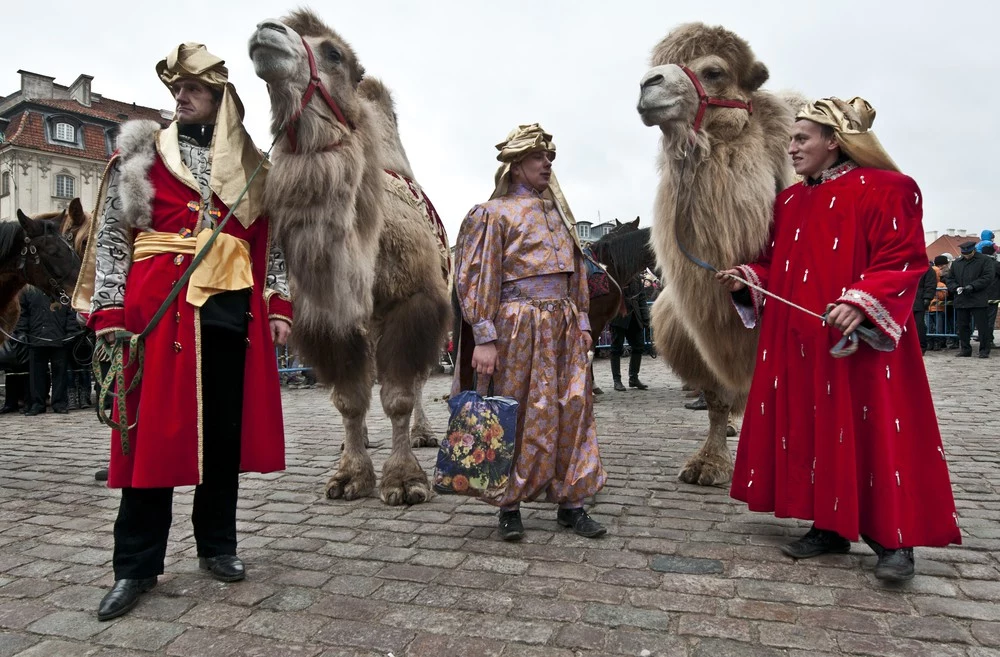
[249,9,450,504]
[637,23,798,485]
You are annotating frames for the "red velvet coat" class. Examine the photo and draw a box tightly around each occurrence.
[89,154,291,488]
[730,165,961,549]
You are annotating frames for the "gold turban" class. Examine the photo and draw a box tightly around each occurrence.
[491,123,581,251]
[155,43,268,229]
[796,97,899,173]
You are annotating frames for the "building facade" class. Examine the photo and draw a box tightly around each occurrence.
[575,220,617,243]
[0,70,170,221]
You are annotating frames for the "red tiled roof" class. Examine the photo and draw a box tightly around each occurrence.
[35,97,168,125]
[1,110,110,161]
[926,235,980,262]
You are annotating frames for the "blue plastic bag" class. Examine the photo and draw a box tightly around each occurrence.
[434,387,518,502]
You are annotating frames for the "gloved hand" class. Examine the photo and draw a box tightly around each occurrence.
[956,287,965,295]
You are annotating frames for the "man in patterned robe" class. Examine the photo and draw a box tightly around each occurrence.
[74,43,293,620]
[453,124,607,541]
[718,97,960,582]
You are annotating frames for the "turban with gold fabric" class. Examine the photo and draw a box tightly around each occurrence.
[155,43,267,228]
[490,123,580,250]
[797,96,899,173]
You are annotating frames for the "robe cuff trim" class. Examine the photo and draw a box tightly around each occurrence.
[579,314,592,332]
[837,288,902,346]
[472,320,498,345]
[736,265,765,317]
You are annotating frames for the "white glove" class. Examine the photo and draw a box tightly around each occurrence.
[956,287,964,295]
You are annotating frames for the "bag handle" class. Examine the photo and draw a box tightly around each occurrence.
[471,372,495,397]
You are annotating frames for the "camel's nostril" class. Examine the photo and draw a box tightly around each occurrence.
[641,74,665,90]
[257,20,287,33]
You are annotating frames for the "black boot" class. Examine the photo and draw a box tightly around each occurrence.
[781,525,851,559]
[862,535,915,582]
[66,372,79,411]
[610,354,626,391]
[628,352,648,389]
[684,392,708,410]
[77,370,92,408]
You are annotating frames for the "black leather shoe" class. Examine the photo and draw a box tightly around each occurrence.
[684,394,708,411]
[199,555,245,582]
[23,406,44,417]
[780,526,851,559]
[557,508,607,538]
[613,380,626,392]
[875,547,915,582]
[629,378,649,390]
[0,405,18,414]
[498,509,524,541]
[593,386,604,395]
[979,351,990,359]
[97,577,156,621]
[956,350,972,357]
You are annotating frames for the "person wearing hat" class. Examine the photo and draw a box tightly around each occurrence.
[927,254,952,350]
[74,43,293,621]
[453,124,607,541]
[982,242,1000,349]
[717,97,961,582]
[944,240,995,357]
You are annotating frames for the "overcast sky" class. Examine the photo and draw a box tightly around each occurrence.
[5,0,996,242]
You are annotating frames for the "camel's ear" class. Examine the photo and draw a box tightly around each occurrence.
[67,198,86,226]
[746,61,769,91]
[16,209,44,238]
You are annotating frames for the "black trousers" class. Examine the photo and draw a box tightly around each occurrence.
[610,316,645,358]
[112,326,246,579]
[28,346,67,411]
[913,310,927,350]
[981,304,998,348]
[956,307,991,353]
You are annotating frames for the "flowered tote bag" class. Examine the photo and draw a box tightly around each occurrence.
[434,383,518,503]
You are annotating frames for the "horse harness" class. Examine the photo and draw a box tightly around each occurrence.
[17,223,80,307]
[285,36,355,153]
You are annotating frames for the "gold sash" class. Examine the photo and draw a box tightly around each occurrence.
[133,231,253,307]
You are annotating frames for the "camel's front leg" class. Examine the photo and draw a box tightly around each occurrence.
[678,387,735,486]
[325,351,377,500]
[409,367,438,448]
[379,377,431,506]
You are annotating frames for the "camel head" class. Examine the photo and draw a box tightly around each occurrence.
[638,23,768,141]
[249,9,366,143]
[358,77,414,178]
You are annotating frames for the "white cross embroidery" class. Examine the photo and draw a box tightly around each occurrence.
[895,419,900,432]
[803,269,809,283]
[830,197,836,209]
[795,228,800,241]
[860,175,866,184]
[762,349,767,362]
[833,237,839,250]
[914,193,920,204]
[774,376,778,390]
[886,366,891,380]
[895,471,901,486]
[785,260,790,272]
[893,218,898,231]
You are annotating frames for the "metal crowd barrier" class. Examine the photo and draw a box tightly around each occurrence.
[594,302,655,354]
[925,303,959,340]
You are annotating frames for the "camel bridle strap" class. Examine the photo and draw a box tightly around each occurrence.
[680,65,753,134]
[285,36,354,153]
[384,169,452,276]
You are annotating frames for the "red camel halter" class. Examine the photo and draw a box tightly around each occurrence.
[285,36,355,152]
[679,65,753,133]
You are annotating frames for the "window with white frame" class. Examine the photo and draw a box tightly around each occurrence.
[54,122,76,142]
[55,173,75,198]
[1,172,9,197]
[578,224,591,240]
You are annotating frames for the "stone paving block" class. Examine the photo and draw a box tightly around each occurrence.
[9,639,95,657]
[582,603,671,631]
[404,632,505,657]
[678,613,752,642]
[833,632,968,657]
[650,554,724,574]
[757,620,835,650]
[0,601,52,630]
[234,609,328,642]
[313,618,416,654]
[0,631,38,657]
[972,622,1000,647]
[689,637,787,657]
[176,601,252,628]
[459,617,556,645]
[26,610,106,640]
[93,617,186,651]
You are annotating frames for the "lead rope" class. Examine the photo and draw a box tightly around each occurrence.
[92,134,278,454]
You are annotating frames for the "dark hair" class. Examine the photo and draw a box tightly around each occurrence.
[820,124,835,139]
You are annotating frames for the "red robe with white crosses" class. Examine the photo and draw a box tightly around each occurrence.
[729,163,961,548]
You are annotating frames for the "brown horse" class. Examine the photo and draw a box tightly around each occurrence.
[586,218,656,392]
[0,202,85,343]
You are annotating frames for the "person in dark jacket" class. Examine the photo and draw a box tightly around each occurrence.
[913,263,938,354]
[981,243,999,350]
[15,286,80,414]
[945,241,996,358]
[609,275,650,391]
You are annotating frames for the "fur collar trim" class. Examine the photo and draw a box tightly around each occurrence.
[115,120,161,230]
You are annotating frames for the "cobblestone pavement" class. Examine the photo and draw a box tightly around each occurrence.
[0,349,998,657]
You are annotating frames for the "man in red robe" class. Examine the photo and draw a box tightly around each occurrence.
[74,43,292,619]
[718,97,960,582]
